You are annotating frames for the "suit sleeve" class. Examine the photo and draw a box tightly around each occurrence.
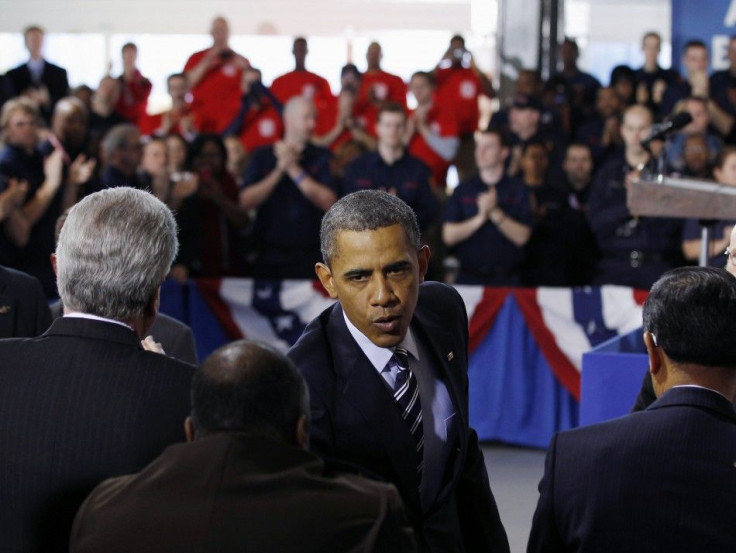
[527,434,566,553]
[449,285,510,553]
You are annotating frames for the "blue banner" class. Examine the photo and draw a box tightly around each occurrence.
[672,0,736,72]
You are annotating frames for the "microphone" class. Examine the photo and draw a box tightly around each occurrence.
[640,111,693,148]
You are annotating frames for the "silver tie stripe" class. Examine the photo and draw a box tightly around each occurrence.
[392,346,424,477]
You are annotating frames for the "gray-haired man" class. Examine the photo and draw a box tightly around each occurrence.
[0,187,194,552]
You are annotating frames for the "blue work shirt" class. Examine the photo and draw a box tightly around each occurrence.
[443,174,532,285]
[343,151,439,232]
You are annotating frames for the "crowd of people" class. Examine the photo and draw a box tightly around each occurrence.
[6,20,736,298]
[1,17,736,551]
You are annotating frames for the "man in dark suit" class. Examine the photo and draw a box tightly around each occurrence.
[70,339,416,552]
[0,264,51,337]
[0,187,194,553]
[3,25,69,123]
[288,190,509,552]
[528,266,736,553]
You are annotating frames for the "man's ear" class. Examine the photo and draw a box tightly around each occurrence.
[644,331,662,376]
[417,245,431,282]
[184,416,195,443]
[146,285,161,318]
[315,262,338,299]
[295,414,309,450]
[50,252,57,277]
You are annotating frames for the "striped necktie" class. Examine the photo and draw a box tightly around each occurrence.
[392,346,424,478]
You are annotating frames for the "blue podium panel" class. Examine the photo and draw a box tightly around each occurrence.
[580,328,647,427]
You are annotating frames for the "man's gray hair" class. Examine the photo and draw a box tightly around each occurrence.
[320,190,420,266]
[101,123,139,160]
[56,187,179,321]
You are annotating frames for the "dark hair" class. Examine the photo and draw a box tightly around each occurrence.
[341,63,361,80]
[713,145,736,171]
[411,71,435,86]
[610,64,636,86]
[450,34,465,46]
[320,190,420,266]
[23,25,44,37]
[167,72,187,86]
[185,133,227,170]
[643,267,736,368]
[121,42,137,53]
[479,127,510,148]
[190,340,309,442]
[683,39,708,53]
[521,139,549,157]
[376,101,407,123]
[642,31,661,44]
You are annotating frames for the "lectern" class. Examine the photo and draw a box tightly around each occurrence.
[628,175,736,266]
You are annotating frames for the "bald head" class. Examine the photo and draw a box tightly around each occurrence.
[283,96,316,144]
[189,340,309,445]
[211,16,230,48]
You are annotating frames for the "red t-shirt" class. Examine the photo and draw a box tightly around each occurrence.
[354,70,407,136]
[435,67,482,135]
[139,105,194,138]
[184,49,247,133]
[270,70,334,134]
[408,102,459,187]
[238,103,283,152]
[115,71,152,125]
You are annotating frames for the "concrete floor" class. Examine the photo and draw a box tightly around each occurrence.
[482,444,547,553]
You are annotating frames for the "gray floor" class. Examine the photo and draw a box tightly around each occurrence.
[482,444,547,553]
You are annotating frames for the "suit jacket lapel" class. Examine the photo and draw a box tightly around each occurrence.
[411,309,469,507]
[326,305,422,510]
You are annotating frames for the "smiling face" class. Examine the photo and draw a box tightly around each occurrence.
[316,224,429,348]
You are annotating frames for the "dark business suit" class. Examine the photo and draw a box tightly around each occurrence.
[528,386,736,553]
[70,432,417,553]
[0,265,52,338]
[49,301,198,365]
[0,317,194,553]
[288,282,509,553]
[4,60,69,121]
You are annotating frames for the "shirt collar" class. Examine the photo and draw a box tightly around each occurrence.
[63,311,134,331]
[342,309,420,372]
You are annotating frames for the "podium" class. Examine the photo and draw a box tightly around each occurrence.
[628,175,736,266]
[628,175,736,219]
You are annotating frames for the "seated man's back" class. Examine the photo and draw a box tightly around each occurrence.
[70,339,415,553]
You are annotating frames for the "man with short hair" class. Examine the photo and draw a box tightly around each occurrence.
[442,129,532,285]
[99,123,145,189]
[660,40,710,118]
[434,34,495,182]
[3,25,69,123]
[353,41,408,137]
[554,37,601,131]
[0,187,194,552]
[665,96,723,173]
[270,37,333,134]
[183,17,249,133]
[240,96,336,278]
[289,190,510,553]
[634,31,679,113]
[343,102,438,232]
[70,339,416,552]
[529,266,736,553]
[115,42,152,127]
[587,104,684,289]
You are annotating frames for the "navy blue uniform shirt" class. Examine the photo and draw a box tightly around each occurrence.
[443,174,532,285]
[343,151,438,231]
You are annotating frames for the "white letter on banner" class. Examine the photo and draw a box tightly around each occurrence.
[725,0,736,26]
[712,35,730,71]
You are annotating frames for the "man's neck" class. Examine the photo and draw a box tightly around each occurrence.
[625,148,649,168]
[480,166,504,186]
[294,62,306,72]
[378,143,404,165]
[660,364,736,404]
[643,60,658,72]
